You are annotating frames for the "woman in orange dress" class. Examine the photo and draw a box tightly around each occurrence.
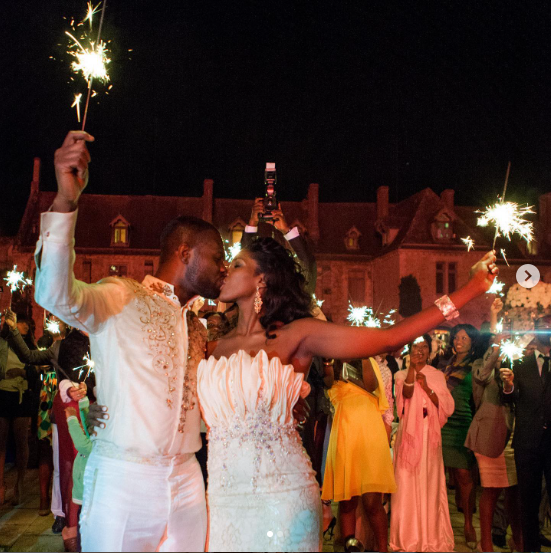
[322,358,396,552]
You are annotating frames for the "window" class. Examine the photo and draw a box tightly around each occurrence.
[344,227,361,251]
[348,269,366,305]
[436,262,444,294]
[144,260,154,277]
[82,261,92,283]
[110,215,131,247]
[448,262,457,293]
[436,261,457,294]
[109,265,127,277]
[431,211,454,242]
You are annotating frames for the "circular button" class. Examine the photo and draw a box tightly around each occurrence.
[516,264,540,289]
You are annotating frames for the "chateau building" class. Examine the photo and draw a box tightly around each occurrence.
[2,158,551,337]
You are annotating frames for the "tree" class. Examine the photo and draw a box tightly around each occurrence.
[399,275,422,318]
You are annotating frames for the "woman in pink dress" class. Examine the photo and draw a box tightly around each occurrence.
[390,335,455,552]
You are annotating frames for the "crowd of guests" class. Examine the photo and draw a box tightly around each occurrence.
[0,310,95,552]
[1,198,550,553]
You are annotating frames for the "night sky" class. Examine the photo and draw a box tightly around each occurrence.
[2,0,551,235]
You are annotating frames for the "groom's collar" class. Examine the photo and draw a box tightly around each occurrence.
[142,275,198,310]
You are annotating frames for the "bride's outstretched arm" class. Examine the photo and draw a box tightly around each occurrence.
[296,251,498,361]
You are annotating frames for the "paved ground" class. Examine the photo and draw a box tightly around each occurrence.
[1,466,551,552]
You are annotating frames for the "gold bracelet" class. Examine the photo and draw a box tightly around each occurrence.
[434,295,460,321]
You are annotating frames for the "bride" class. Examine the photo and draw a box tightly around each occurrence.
[198,238,497,552]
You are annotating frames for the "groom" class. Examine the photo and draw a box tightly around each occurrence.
[34,131,227,552]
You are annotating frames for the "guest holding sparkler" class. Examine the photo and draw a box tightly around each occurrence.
[501,315,551,552]
[0,310,63,506]
[390,335,455,552]
[464,299,523,552]
[439,323,480,547]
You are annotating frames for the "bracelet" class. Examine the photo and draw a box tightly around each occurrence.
[403,381,415,387]
[434,295,460,321]
[322,359,335,366]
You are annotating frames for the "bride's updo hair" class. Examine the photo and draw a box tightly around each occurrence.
[245,237,312,336]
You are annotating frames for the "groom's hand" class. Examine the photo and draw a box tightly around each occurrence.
[293,397,310,430]
[87,403,109,436]
[52,130,95,213]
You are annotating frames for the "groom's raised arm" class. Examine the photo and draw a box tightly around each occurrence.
[34,131,128,334]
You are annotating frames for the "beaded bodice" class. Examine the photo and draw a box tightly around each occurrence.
[197,350,310,492]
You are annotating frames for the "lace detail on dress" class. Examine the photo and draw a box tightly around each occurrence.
[198,350,322,552]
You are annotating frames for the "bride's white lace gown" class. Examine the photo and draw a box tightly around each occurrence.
[197,350,322,552]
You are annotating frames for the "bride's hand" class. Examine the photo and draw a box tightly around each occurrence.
[468,250,498,293]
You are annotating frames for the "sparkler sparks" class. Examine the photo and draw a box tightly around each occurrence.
[500,249,510,267]
[75,353,95,380]
[45,319,61,335]
[487,278,505,296]
[461,236,475,251]
[312,294,324,308]
[347,304,396,328]
[71,93,82,122]
[498,339,524,369]
[66,32,110,84]
[4,266,33,293]
[477,201,535,243]
[83,1,101,28]
[495,318,504,334]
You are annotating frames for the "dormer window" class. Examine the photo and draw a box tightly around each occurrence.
[345,226,361,250]
[228,218,246,245]
[110,215,130,247]
[431,210,454,242]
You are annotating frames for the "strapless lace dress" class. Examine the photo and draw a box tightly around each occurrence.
[197,350,322,552]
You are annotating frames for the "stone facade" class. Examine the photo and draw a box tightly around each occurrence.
[2,158,551,336]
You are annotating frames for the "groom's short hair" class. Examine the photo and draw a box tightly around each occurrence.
[159,215,220,264]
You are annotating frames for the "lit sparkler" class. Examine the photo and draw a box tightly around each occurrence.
[461,236,475,251]
[64,0,110,129]
[45,319,61,335]
[497,339,524,369]
[4,266,33,293]
[486,278,505,296]
[347,305,368,326]
[477,201,535,244]
[500,249,510,267]
[347,304,396,328]
[312,294,324,308]
[75,353,95,380]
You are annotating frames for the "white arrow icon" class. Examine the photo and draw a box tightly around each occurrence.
[516,264,540,289]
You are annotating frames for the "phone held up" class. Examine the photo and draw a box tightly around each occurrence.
[259,162,278,222]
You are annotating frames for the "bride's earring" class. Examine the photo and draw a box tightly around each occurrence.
[254,286,263,314]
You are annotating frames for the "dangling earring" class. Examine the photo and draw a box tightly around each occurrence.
[254,286,263,314]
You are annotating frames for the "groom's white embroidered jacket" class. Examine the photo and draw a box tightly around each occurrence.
[34,210,206,461]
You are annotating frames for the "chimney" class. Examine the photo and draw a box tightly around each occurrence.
[441,189,455,211]
[202,179,213,223]
[376,186,389,220]
[31,157,40,194]
[307,183,320,242]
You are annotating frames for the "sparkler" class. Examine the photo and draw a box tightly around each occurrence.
[461,236,475,251]
[497,339,524,369]
[347,304,396,328]
[312,294,324,308]
[486,278,505,296]
[477,201,534,244]
[64,0,110,130]
[45,319,61,335]
[75,353,96,381]
[500,249,510,267]
[4,266,33,293]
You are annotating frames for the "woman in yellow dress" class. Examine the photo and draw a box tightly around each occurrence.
[322,358,396,552]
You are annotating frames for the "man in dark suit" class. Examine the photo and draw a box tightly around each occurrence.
[501,315,551,552]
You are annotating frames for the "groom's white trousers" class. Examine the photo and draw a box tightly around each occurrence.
[80,449,207,552]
